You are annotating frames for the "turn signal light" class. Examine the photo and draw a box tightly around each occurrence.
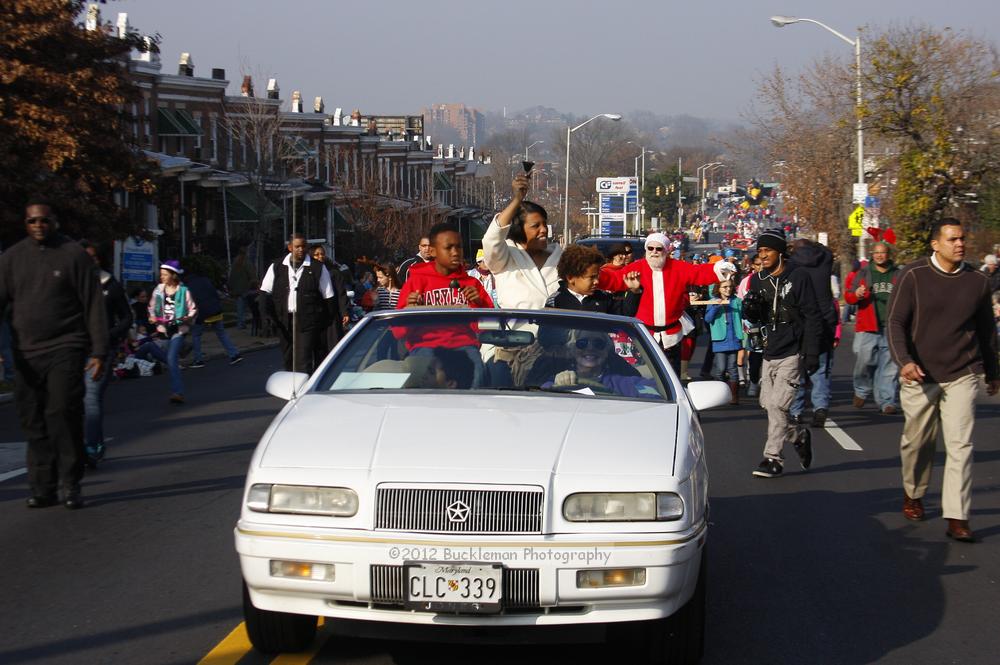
[576,568,646,588]
[269,560,336,581]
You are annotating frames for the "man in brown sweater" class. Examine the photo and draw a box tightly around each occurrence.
[887,218,1000,542]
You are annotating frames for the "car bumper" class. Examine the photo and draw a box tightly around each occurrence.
[235,521,706,626]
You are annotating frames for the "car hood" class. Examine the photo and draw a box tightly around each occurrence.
[259,393,679,478]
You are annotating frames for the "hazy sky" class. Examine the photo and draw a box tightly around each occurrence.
[111,0,998,121]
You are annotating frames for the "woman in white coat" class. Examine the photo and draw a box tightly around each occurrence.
[482,174,561,310]
[481,175,562,384]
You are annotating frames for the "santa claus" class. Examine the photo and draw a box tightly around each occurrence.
[600,232,735,370]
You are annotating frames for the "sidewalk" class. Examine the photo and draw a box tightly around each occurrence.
[0,326,279,405]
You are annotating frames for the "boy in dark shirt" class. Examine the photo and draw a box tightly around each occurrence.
[546,244,641,315]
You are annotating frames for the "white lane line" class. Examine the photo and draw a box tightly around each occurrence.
[0,468,27,483]
[823,418,864,451]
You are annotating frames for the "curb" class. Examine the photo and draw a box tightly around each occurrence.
[0,341,279,404]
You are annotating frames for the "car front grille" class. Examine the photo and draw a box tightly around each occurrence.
[370,564,540,609]
[374,487,544,534]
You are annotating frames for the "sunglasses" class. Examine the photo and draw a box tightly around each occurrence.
[647,246,665,253]
[576,336,609,351]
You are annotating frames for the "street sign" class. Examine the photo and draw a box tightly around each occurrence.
[682,176,698,183]
[848,205,865,237]
[596,177,631,193]
[852,183,868,204]
[118,235,157,282]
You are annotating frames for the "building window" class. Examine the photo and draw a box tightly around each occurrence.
[193,112,202,150]
[210,115,218,163]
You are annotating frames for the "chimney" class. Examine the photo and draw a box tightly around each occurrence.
[241,75,254,97]
[178,53,194,76]
[459,146,466,159]
[332,108,343,126]
[116,13,129,39]
[436,144,444,158]
[290,91,303,113]
[448,144,455,159]
[85,4,100,31]
[266,78,279,100]
[137,35,160,65]
[350,109,361,127]
[212,68,226,80]
[425,135,432,150]
[313,96,324,113]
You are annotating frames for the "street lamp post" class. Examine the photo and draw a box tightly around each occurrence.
[771,14,866,258]
[564,113,622,245]
[696,162,721,214]
[524,140,544,160]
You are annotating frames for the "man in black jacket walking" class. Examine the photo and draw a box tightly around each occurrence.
[743,230,824,478]
[0,201,107,509]
[259,233,337,373]
[183,266,243,368]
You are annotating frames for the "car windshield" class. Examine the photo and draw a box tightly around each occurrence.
[313,311,673,402]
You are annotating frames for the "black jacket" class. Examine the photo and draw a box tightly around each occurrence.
[546,283,641,317]
[0,234,108,358]
[398,254,429,285]
[100,272,132,345]
[260,258,334,332]
[789,242,836,349]
[748,262,823,362]
[320,258,350,337]
[183,273,222,323]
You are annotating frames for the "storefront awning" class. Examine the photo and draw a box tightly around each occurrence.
[157,108,200,137]
[224,186,282,223]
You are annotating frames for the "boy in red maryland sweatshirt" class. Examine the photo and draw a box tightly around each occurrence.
[394,223,492,385]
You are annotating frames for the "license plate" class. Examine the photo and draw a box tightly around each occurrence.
[404,562,503,613]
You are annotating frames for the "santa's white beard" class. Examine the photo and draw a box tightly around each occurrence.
[647,254,666,270]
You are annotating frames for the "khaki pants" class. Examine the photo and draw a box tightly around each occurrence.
[899,373,981,520]
[760,355,802,460]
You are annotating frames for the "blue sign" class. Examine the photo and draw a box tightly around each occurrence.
[119,236,157,282]
[600,194,624,213]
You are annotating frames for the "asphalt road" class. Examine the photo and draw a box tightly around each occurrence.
[1,333,999,665]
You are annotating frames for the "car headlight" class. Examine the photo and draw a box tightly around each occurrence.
[247,484,359,516]
[563,492,684,522]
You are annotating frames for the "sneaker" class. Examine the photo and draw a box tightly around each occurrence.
[791,413,806,426]
[746,382,759,398]
[229,354,244,366]
[752,459,783,478]
[169,393,185,404]
[811,409,828,428]
[84,443,105,469]
[852,395,866,409]
[880,405,898,415]
[189,360,206,369]
[794,428,813,469]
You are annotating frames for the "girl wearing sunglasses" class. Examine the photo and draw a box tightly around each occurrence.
[541,331,660,399]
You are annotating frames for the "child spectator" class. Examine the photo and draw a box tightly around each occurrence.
[704,279,744,404]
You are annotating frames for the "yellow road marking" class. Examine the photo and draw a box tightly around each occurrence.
[270,618,329,665]
[196,621,253,665]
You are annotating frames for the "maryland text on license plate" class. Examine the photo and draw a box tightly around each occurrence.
[405,562,502,613]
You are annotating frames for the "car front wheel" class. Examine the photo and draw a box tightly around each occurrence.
[242,581,317,654]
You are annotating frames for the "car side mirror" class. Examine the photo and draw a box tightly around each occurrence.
[266,371,310,401]
[686,381,731,411]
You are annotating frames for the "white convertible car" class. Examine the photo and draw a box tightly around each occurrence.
[236,308,730,663]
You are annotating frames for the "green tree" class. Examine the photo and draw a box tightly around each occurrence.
[0,0,157,245]
[862,25,1000,258]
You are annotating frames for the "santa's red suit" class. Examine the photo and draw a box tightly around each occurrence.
[600,257,720,346]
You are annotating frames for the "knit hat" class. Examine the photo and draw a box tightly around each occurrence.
[984,254,998,266]
[756,229,787,254]
[160,259,184,274]
[644,232,668,249]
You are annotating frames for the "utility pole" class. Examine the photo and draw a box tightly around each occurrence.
[677,157,682,229]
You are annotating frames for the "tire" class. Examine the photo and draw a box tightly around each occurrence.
[242,582,317,654]
[614,547,706,665]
